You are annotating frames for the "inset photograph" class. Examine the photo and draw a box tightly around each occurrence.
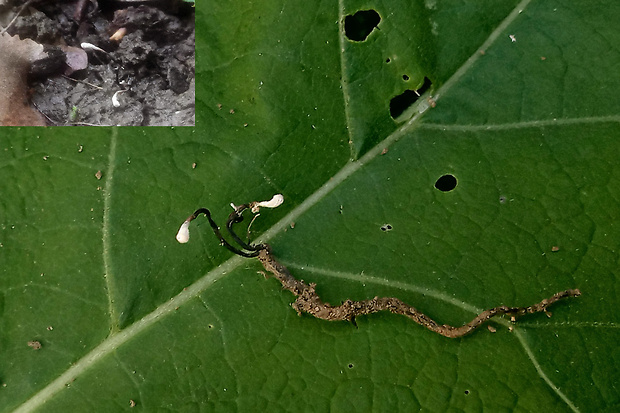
[0,0,195,126]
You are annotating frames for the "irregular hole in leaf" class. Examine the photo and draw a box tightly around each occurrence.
[402,74,409,81]
[499,195,507,204]
[385,57,391,63]
[344,10,381,41]
[380,224,393,232]
[464,390,470,395]
[389,77,432,119]
[435,174,457,192]
[348,363,354,368]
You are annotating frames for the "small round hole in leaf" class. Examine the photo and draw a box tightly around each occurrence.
[380,224,393,231]
[344,10,381,41]
[403,74,409,81]
[435,174,457,192]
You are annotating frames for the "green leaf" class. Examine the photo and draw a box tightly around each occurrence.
[2,0,619,412]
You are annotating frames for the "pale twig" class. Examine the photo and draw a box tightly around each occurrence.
[61,75,103,90]
[0,0,33,36]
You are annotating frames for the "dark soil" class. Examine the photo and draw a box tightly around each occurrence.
[5,0,194,126]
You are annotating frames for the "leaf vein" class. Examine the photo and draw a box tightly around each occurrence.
[514,329,580,412]
[102,129,118,332]
[420,115,620,131]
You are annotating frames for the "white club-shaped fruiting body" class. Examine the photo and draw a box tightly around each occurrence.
[251,194,284,213]
[176,220,191,243]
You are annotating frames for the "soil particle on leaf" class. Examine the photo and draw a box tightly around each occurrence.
[27,340,42,350]
[2,0,195,126]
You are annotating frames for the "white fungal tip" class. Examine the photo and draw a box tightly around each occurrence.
[112,90,124,107]
[253,194,284,212]
[80,42,107,53]
[264,193,284,208]
[176,220,191,243]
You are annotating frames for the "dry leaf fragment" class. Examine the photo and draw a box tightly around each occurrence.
[0,32,46,125]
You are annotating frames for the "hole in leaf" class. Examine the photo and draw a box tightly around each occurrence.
[385,57,391,63]
[344,10,381,41]
[464,390,470,395]
[402,74,409,81]
[389,77,432,119]
[348,363,354,368]
[380,224,393,231]
[435,174,457,192]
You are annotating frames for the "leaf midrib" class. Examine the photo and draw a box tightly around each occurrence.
[17,1,580,411]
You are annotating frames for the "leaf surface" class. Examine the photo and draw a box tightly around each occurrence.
[2,0,619,412]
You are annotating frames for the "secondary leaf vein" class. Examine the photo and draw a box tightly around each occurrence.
[514,329,580,412]
[102,128,118,333]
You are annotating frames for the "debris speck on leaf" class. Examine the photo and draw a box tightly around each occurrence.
[27,340,42,350]
[95,170,102,180]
